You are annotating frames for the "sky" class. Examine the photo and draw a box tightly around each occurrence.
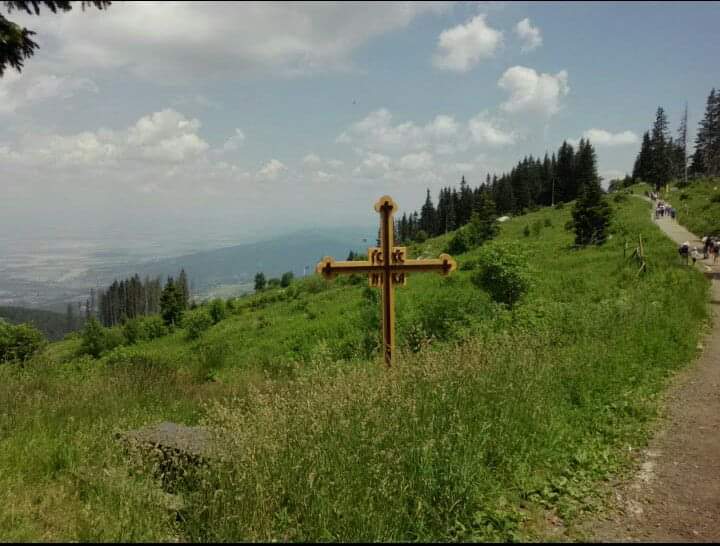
[1,1,719,250]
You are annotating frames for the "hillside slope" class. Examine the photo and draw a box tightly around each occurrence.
[0,196,710,542]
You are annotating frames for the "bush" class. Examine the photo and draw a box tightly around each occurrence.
[0,320,45,363]
[414,230,428,243]
[208,299,227,324]
[267,278,281,288]
[471,243,532,308]
[79,317,122,358]
[280,271,294,288]
[446,230,470,254]
[184,309,214,341]
[122,319,142,345]
[523,225,531,237]
[138,315,169,340]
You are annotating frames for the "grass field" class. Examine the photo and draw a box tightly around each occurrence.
[0,196,710,541]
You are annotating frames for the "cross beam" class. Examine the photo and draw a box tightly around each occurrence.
[316,195,456,366]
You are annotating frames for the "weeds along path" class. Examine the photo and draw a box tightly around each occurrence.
[591,197,720,542]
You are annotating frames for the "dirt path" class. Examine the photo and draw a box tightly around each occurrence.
[589,200,720,542]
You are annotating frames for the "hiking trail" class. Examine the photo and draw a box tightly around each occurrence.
[588,197,720,542]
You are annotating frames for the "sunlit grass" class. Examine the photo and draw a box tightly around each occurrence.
[0,196,709,541]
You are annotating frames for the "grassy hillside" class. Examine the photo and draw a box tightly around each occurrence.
[0,196,710,541]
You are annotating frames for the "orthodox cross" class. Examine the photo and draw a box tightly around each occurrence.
[316,195,456,366]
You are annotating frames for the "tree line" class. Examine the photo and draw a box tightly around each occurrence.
[397,138,601,243]
[633,87,720,190]
[95,269,189,327]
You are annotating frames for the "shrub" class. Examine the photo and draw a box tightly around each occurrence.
[471,243,532,308]
[280,271,294,288]
[138,315,169,340]
[303,276,328,295]
[0,320,45,363]
[79,317,122,358]
[446,230,470,254]
[208,299,227,324]
[523,225,531,237]
[544,218,553,228]
[414,230,428,243]
[184,309,214,341]
[122,318,142,345]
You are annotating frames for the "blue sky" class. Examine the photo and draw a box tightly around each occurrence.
[1,1,718,249]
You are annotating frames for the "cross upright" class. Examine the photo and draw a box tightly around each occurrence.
[316,195,457,366]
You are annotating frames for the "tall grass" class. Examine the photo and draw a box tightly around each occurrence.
[0,196,709,541]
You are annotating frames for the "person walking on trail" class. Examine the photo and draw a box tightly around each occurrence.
[703,236,711,259]
[714,239,720,265]
[691,246,702,265]
[679,242,690,265]
[671,207,676,220]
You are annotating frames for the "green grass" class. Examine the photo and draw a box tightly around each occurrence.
[630,177,720,236]
[0,196,710,541]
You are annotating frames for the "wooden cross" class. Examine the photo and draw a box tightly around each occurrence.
[316,195,457,366]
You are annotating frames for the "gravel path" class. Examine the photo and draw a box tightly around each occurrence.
[590,199,720,542]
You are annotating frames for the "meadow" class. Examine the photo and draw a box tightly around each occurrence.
[0,196,710,541]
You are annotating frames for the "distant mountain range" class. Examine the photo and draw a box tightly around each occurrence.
[116,226,376,296]
[0,226,376,310]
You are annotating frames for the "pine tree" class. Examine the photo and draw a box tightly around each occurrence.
[676,102,689,185]
[419,188,437,235]
[556,141,576,202]
[704,89,720,176]
[458,176,473,225]
[571,140,612,246]
[649,106,672,190]
[632,131,652,182]
[467,191,498,245]
[574,139,598,195]
[177,268,190,310]
[691,89,715,176]
[160,278,183,327]
[254,272,266,292]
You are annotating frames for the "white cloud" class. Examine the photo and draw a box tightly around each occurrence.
[498,66,569,116]
[18,1,450,82]
[302,153,322,165]
[338,108,518,159]
[257,158,287,180]
[222,128,246,152]
[433,14,503,72]
[338,109,468,155]
[577,129,639,147]
[4,108,209,166]
[126,109,209,162]
[468,113,516,145]
[515,18,542,53]
[399,151,434,170]
[0,68,97,115]
[362,152,391,173]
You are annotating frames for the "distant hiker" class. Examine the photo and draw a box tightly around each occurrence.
[670,207,676,220]
[714,239,720,264]
[679,242,690,265]
[703,236,711,259]
[691,246,702,265]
